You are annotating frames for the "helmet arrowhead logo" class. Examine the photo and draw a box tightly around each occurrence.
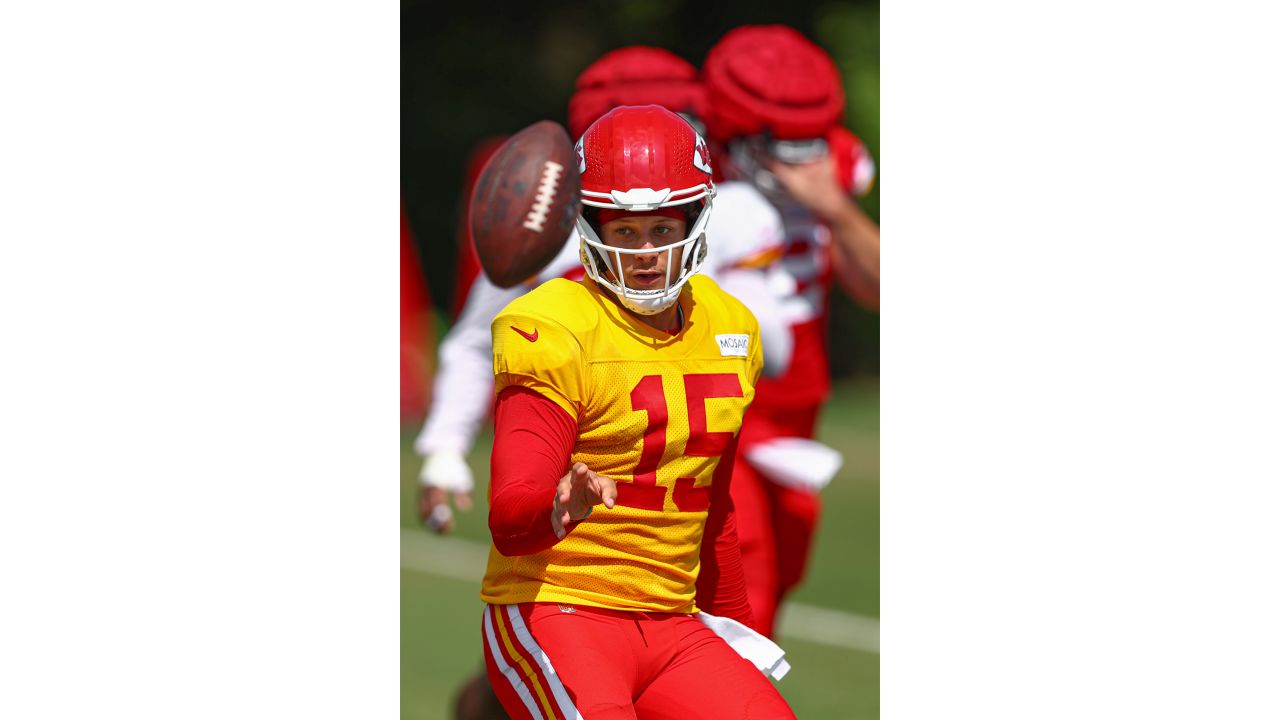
[693,133,712,174]
[575,138,586,174]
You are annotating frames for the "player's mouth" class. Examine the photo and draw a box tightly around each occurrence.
[631,269,666,288]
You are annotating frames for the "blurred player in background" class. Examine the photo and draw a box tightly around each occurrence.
[700,25,881,638]
[481,104,793,719]
[401,201,434,420]
[704,26,880,309]
[415,46,794,720]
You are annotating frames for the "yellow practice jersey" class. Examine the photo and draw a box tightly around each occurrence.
[481,275,764,613]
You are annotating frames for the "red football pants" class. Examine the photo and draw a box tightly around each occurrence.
[731,403,824,638]
[481,603,794,720]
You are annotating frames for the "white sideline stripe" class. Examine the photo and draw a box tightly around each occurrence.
[774,602,880,655]
[401,531,489,582]
[401,528,879,655]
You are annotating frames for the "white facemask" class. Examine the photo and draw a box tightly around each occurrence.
[576,197,713,315]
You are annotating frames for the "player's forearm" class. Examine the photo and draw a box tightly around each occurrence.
[414,287,512,456]
[414,332,495,455]
[828,202,880,309]
[488,387,578,556]
[489,487,560,556]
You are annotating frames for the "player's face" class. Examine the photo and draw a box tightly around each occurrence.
[599,215,688,290]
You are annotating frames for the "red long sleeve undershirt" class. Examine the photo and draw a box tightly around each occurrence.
[487,386,578,556]
[487,385,756,630]
[694,432,755,629]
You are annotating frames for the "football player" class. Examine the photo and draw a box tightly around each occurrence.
[416,46,791,534]
[482,104,794,720]
[704,25,880,309]
[700,25,881,637]
[416,46,795,720]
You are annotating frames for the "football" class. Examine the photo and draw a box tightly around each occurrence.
[469,121,582,288]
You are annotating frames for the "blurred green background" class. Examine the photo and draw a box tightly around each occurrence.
[401,0,880,375]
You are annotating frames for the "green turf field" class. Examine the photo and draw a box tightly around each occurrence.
[401,379,879,718]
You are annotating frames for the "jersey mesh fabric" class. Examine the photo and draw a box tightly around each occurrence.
[483,275,763,613]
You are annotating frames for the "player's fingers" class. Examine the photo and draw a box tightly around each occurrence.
[557,470,574,505]
[454,491,474,512]
[598,475,618,509]
[585,471,616,510]
[550,505,566,539]
[592,473,617,509]
[570,463,595,502]
[586,471,606,504]
[770,165,804,193]
[426,504,454,533]
[423,487,454,534]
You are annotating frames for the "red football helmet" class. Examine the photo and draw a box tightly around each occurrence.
[702,26,857,198]
[568,46,707,140]
[574,105,715,315]
[702,25,845,142]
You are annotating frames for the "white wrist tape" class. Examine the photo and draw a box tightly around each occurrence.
[419,450,475,493]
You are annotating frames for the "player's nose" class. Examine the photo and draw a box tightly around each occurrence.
[634,237,660,255]
[630,249,661,271]
[638,230,667,250]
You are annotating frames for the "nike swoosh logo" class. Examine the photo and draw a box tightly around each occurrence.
[512,326,538,342]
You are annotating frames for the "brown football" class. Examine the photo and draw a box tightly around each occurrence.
[468,121,582,288]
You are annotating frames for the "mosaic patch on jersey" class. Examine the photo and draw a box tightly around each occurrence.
[715,333,750,357]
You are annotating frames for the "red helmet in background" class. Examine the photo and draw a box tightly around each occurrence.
[703,26,870,198]
[702,25,845,143]
[568,46,707,140]
[574,105,715,315]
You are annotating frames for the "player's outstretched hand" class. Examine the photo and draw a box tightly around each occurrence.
[551,462,617,539]
[419,450,475,534]
[767,156,852,223]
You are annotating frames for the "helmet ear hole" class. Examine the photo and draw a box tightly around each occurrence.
[683,202,701,227]
[593,247,618,284]
[583,206,603,237]
[580,209,613,280]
